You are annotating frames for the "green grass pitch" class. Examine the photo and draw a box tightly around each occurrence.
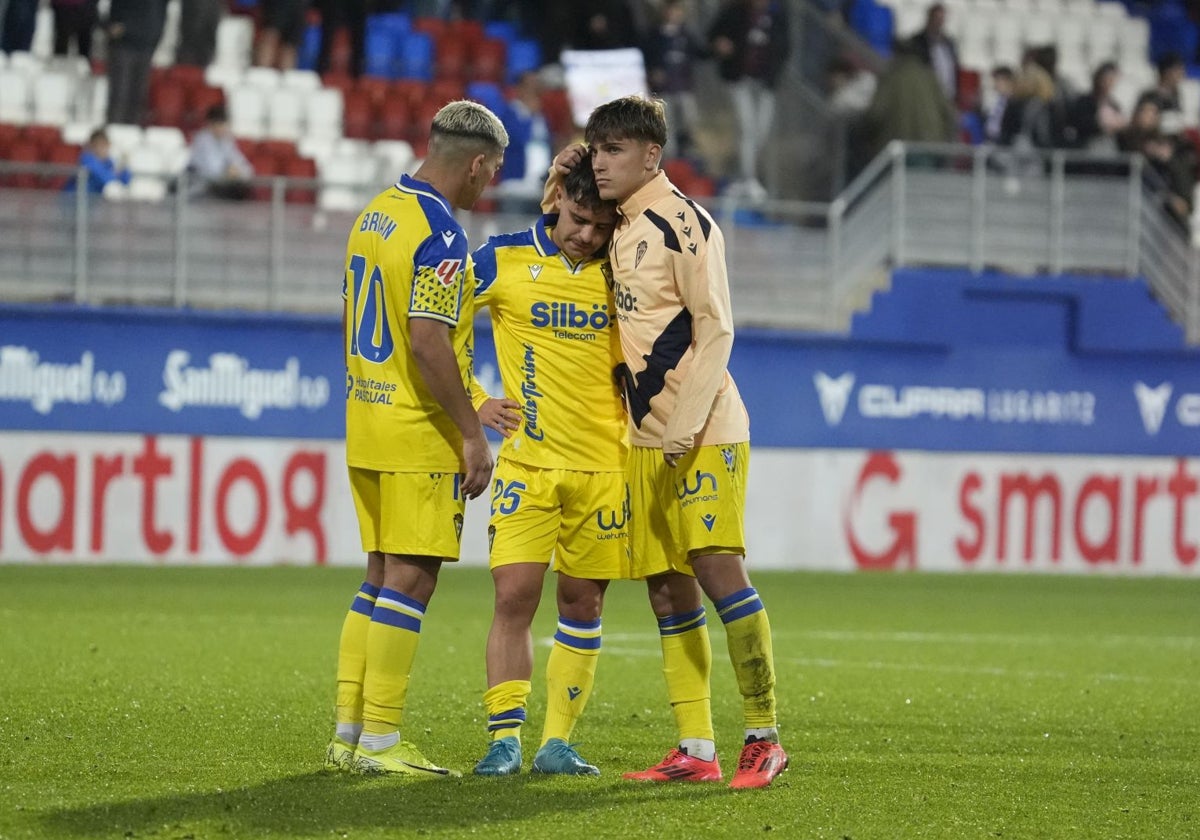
[0,565,1197,840]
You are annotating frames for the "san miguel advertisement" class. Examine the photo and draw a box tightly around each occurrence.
[1,304,1198,573]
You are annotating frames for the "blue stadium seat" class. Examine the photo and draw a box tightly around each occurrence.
[466,81,508,117]
[506,38,542,83]
[297,21,321,71]
[483,20,517,46]
[398,31,435,82]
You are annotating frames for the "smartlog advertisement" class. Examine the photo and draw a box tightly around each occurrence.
[1,303,1198,574]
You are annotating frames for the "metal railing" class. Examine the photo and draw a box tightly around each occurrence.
[2,143,1197,341]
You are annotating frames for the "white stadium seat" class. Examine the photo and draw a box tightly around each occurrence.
[229,86,267,140]
[105,123,144,158]
[32,72,76,126]
[306,88,344,140]
[62,121,94,146]
[373,139,415,178]
[282,69,322,91]
[205,63,244,93]
[144,125,187,155]
[267,87,306,141]
[215,15,254,70]
[244,66,282,89]
[0,70,31,124]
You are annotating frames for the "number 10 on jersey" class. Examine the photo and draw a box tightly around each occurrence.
[347,254,394,364]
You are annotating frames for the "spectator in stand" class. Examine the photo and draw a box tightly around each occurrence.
[50,0,98,59]
[827,54,876,115]
[106,0,169,126]
[64,128,131,196]
[984,66,1014,144]
[315,0,366,77]
[708,0,790,200]
[0,0,37,53]
[861,37,955,161]
[573,0,639,50]
[643,0,706,160]
[997,60,1056,149]
[187,103,255,200]
[494,70,553,213]
[1118,93,1195,232]
[256,0,309,70]
[1069,61,1126,152]
[1143,52,1186,133]
[909,3,959,104]
[177,0,221,66]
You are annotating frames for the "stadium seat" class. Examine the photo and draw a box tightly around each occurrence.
[128,177,168,202]
[428,79,465,108]
[0,70,31,124]
[43,141,81,190]
[506,39,543,84]
[186,84,226,131]
[229,86,267,139]
[356,75,392,108]
[321,72,357,101]
[472,38,507,84]
[106,123,144,159]
[283,69,321,91]
[466,81,507,117]
[297,134,335,163]
[378,98,413,140]
[7,51,39,75]
[393,79,427,111]
[0,122,21,155]
[373,139,414,178]
[21,124,61,156]
[5,140,39,188]
[267,87,306,140]
[397,31,434,82]
[540,87,574,141]
[258,138,298,167]
[364,25,400,78]
[166,63,206,91]
[343,94,373,139]
[204,63,244,93]
[150,83,187,128]
[411,16,447,40]
[306,88,344,140]
[32,72,75,126]
[284,155,317,204]
[215,16,255,69]
[249,151,280,201]
[318,153,366,211]
[435,37,470,81]
[245,66,282,90]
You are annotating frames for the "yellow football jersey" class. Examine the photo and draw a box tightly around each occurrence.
[343,174,475,473]
[473,215,627,472]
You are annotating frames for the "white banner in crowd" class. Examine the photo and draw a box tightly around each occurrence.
[561,48,648,129]
[1,431,1196,574]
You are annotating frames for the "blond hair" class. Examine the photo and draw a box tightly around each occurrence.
[429,100,509,159]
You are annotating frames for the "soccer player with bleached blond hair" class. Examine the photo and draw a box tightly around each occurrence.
[325,99,508,778]
[468,159,627,777]
[546,95,788,789]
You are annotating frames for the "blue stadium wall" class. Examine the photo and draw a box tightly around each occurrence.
[1,268,1198,573]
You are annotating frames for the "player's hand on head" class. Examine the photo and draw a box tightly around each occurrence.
[478,398,521,438]
[461,432,494,499]
[553,143,589,175]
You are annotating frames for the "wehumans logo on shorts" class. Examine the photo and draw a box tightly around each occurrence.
[677,470,719,507]
[595,485,630,537]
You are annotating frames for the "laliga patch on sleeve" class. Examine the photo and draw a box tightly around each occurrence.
[435,258,463,287]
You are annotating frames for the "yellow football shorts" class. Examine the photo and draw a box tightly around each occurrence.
[628,442,748,580]
[348,466,466,559]
[488,458,631,580]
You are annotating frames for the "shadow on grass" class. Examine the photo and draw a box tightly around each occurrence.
[40,770,734,837]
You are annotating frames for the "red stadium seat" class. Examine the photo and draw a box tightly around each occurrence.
[258,139,297,166]
[435,37,470,81]
[343,95,373,139]
[356,76,392,108]
[392,79,426,112]
[284,156,317,204]
[21,125,62,157]
[186,85,226,131]
[167,64,206,89]
[6,140,40,188]
[956,68,981,112]
[0,122,23,157]
[43,142,81,189]
[236,137,259,159]
[412,16,447,40]
[249,151,279,201]
[447,18,484,50]
[540,87,575,142]
[150,84,187,128]
[377,99,411,141]
[321,72,356,100]
[472,38,507,84]
[427,79,465,108]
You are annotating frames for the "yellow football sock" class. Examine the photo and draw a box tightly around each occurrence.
[542,616,601,743]
[714,587,778,729]
[335,582,378,726]
[483,679,532,742]
[361,587,425,736]
[657,608,713,741]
